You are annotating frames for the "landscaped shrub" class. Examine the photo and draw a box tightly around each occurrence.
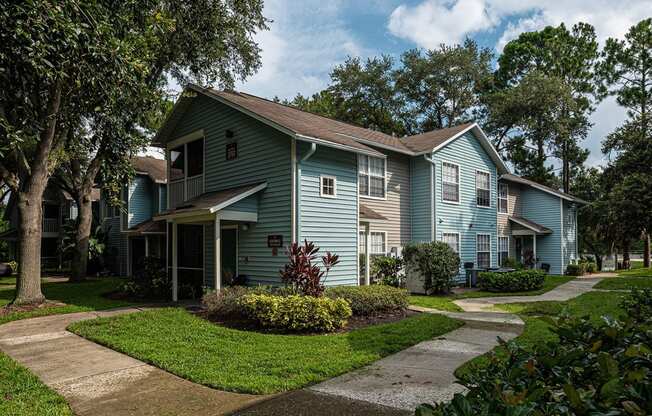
[403,241,460,294]
[416,308,652,416]
[371,256,404,287]
[478,269,545,292]
[585,262,598,273]
[121,256,171,299]
[239,293,352,332]
[325,285,408,316]
[7,260,17,273]
[501,257,523,270]
[565,263,586,276]
[280,240,339,297]
[620,288,652,323]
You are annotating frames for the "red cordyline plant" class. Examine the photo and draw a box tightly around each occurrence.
[280,240,340,297]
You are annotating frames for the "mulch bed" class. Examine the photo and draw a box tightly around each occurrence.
[197,309,420,335]
[0,300,67,317]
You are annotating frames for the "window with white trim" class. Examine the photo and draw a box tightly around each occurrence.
[370,232,386,254]
[359,231,366,254]
[476,234,491,268]
[476,171,491,207]
[498,236,509,266]
[442,162,460,202]
[498,183,508,213]
[442,233,460,254]
[358,155,385,198]
[320,175,336,198]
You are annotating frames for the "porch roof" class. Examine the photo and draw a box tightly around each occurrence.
[126,219,166,235]
[154,182,266,221]
[509,216,553,235]
[359,204,388,221]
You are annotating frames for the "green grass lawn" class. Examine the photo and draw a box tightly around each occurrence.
[0,277,135,325]
[593,266,652,290]
[69,308,462,394]
[409,275,575,311]
[455,290,626,379]
[0,352,72,415]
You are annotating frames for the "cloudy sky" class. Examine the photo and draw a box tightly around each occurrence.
[235,0,651,166]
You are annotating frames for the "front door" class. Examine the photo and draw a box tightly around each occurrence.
[177,224,204,299]
[221,228,238,286]
[131,237,146,275]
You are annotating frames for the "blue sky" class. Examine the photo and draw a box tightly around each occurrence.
[232,0,651,167]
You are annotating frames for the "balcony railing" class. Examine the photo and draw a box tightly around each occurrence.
[169,174,204,209]
[42,218,59,233]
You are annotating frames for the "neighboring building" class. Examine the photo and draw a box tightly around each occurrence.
[0,184,100,269]
[100,156,168,276]
[151,85,586,301]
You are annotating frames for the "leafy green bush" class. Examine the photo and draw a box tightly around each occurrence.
[325,285,408,316]
[585,262,598,273]
[416,311,652,415]
[620,288,652,323]
[7,260,17,273]
[479,269,545,292]
[370,256,404,287]
[121,256,170,299]
[566,263,587,276]
[403,241,460,294]
[501,257,523,270]
[239,294,352,332]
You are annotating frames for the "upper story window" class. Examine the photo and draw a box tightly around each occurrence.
[358,155,385,199]
[476,170,491,207]
[442,232,460,254]
[187,139,204,177]
[320,175,337,198]
[170,138,204,181]
[498,183,508,213]
[170,144,185,181]
[442,162,460,203]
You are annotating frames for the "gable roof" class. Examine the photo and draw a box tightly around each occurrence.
[509,216,553,234]
[500,173,587,204]
[399,123,475,152]
[132,156,167,184]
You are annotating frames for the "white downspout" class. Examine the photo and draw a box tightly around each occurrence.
[424,154,436,241]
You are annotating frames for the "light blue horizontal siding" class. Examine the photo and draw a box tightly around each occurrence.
[432,131,498,281]
[521,188,563,274]
[168,95,292,285]
[298,143,358,286]
[228,194,258,213]
[128,175,152,228]
[410,156,432,242]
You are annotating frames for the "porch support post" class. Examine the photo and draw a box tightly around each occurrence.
[172,221,178,302]
[215,214,221,291]
[532,233,537,269]
[365,223,371,285]
[145,236,149,257]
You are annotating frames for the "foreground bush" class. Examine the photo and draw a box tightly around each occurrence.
[566,263,586,276]
[417,307,652,415]
[325,285,408,316]
[240,294,352,332]
[403,241,460,294]
[479,269,546,292]
[370,256,404,287]
[121,257,170,299]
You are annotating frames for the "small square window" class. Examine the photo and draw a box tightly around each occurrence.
[320,176,336,198]
[226,142,237,160]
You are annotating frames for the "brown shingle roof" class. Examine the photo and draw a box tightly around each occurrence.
[127,219,166,234]
[509,216,553,234]
[501,174,587,204]
[399,122,475,153]
[359,204,388,221]
[132,156,167,184]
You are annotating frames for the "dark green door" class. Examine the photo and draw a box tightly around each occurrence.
[221,228,238,285]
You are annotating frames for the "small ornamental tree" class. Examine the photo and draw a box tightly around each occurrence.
[403,241,460,294]
[280,240,339,297]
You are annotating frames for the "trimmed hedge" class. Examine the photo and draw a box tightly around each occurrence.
[479,269,546,292]
[239,294,352,333]
[566,263,586,276]
[325,285,409,316]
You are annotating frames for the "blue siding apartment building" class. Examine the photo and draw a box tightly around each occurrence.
[98,85,585,300]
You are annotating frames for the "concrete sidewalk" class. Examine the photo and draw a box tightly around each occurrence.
[0,308,267,416]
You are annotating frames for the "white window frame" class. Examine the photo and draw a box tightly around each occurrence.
[475,169,491,208]
[476,233,492,268]
[370,231,387,255]
[498,235,509,266]
[442,161,460,204]
[320,175,337,198]
[442,232,460,254]
[498,182,508,214]
[358,155,387,200]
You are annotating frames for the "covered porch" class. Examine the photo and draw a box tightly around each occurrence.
[358,204,389,285]
[509,216,552,270]
[154,182,266,301]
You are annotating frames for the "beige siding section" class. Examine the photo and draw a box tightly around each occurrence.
[498,180,523,257]
[362,151,411,249]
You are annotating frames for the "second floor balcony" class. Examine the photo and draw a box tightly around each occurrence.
[169,174,204,209]
[168,134,205,209]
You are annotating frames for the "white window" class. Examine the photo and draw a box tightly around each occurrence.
[442,233,460,254]
[358,155,386,199]
[476,234,491,268]
[320,175,337,198]
[476,171,491,207]
[498,183,508,214]
[359,231,366,254]
[370,232,386,254]
[498,236,509,266]
[442,162,460,203]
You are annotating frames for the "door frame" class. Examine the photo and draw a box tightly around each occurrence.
[221,225,239,281]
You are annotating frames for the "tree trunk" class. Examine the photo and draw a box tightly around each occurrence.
[644,233,651,268]
[622,240,631,270]
[14,190,45,305]
[70,195,93,282]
